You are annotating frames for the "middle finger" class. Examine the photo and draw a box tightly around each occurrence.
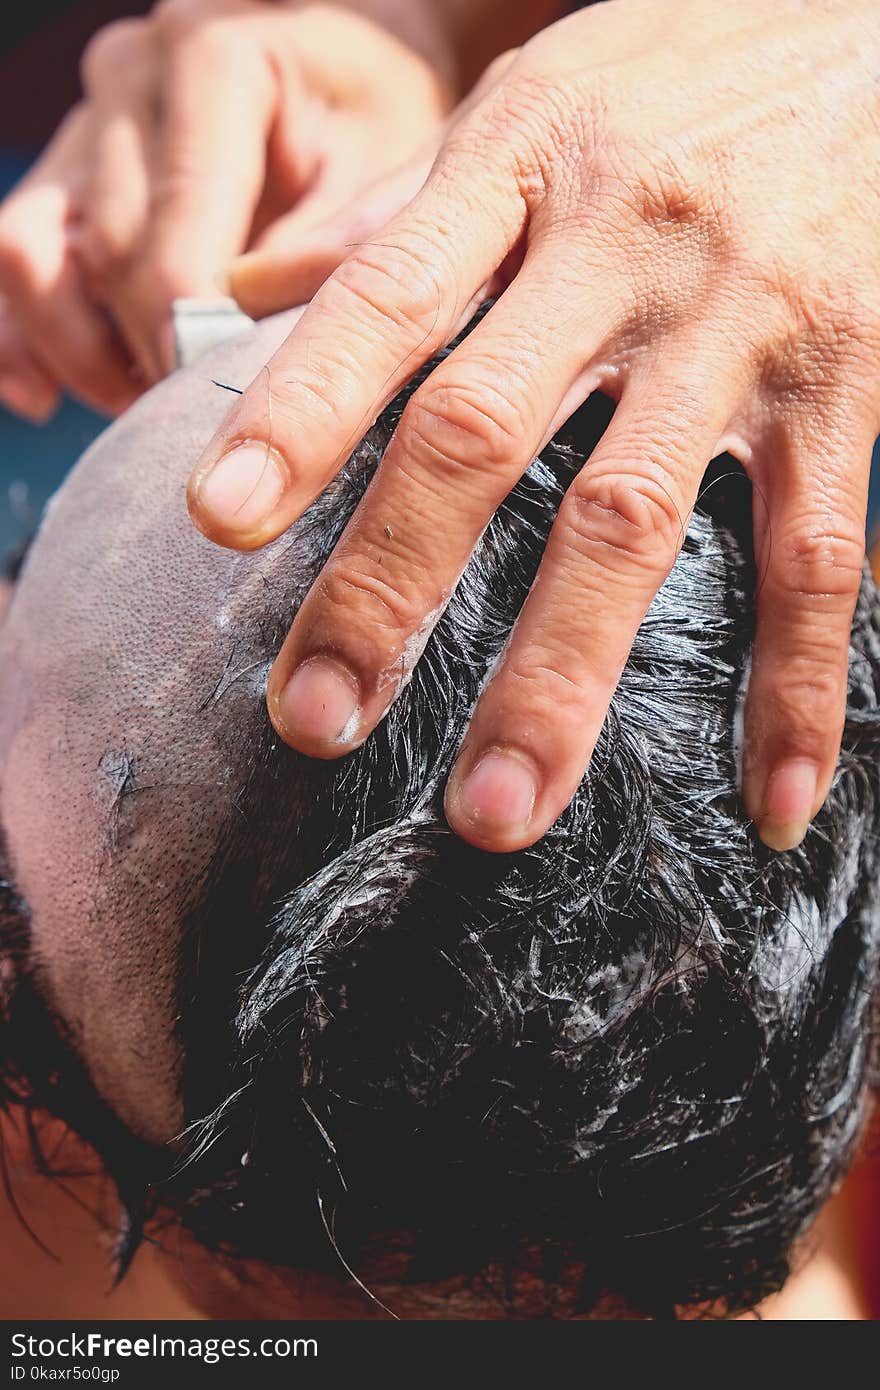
[265,248,625,754]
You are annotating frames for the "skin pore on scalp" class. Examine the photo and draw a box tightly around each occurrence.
[1,310,880,1319]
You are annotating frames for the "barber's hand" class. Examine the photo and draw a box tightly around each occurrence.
[188,0,880,855]
[0,0,451,419]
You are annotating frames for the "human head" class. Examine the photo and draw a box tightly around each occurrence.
[1,310,879,1319]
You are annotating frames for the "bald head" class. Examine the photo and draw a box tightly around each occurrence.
[0,310,319,1141]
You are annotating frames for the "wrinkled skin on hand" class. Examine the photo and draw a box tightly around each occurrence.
[188,0,880,854]
[0,0,452,417]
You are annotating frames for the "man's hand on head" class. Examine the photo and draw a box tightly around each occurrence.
[188,0,880,855]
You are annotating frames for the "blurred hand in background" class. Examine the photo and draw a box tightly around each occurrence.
[0,0,470,419]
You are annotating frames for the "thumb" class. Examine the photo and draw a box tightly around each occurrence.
[227,145,437,319]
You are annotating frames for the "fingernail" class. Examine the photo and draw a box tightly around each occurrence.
[0,373,57,423]
[273,657,361,746]
[194,444,285,535]
[454,750,537,834]
[757,757,818,852]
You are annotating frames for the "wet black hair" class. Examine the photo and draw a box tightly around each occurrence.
[3,322,880,1318]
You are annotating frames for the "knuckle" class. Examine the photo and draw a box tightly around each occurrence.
[400,374,526,479]
[315,561,424,645]
[631,162,703,231]
[758,272,880,407]
[225,359,358,454]
[283,367,359,438]
[501,653,589,721]
[245,352,361,446]
[772,524,866,607]
[764,661,845,739]
[77,219,133,283]
[460,70,588,201]
[623,146,724,251]
[563,138,728,296]
[562,470,684,575]
[80,18,150,92]
[325,237,451,347]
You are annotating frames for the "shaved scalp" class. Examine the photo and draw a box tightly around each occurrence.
[0,311,312,1140]
[1,308,880,1318]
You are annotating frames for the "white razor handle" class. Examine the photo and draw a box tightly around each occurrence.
[172,297,255,369]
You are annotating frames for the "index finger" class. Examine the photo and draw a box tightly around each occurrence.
[186,150,527,551]
[116,14,277,377]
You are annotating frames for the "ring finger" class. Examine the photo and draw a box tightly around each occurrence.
[442,334,750,850]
